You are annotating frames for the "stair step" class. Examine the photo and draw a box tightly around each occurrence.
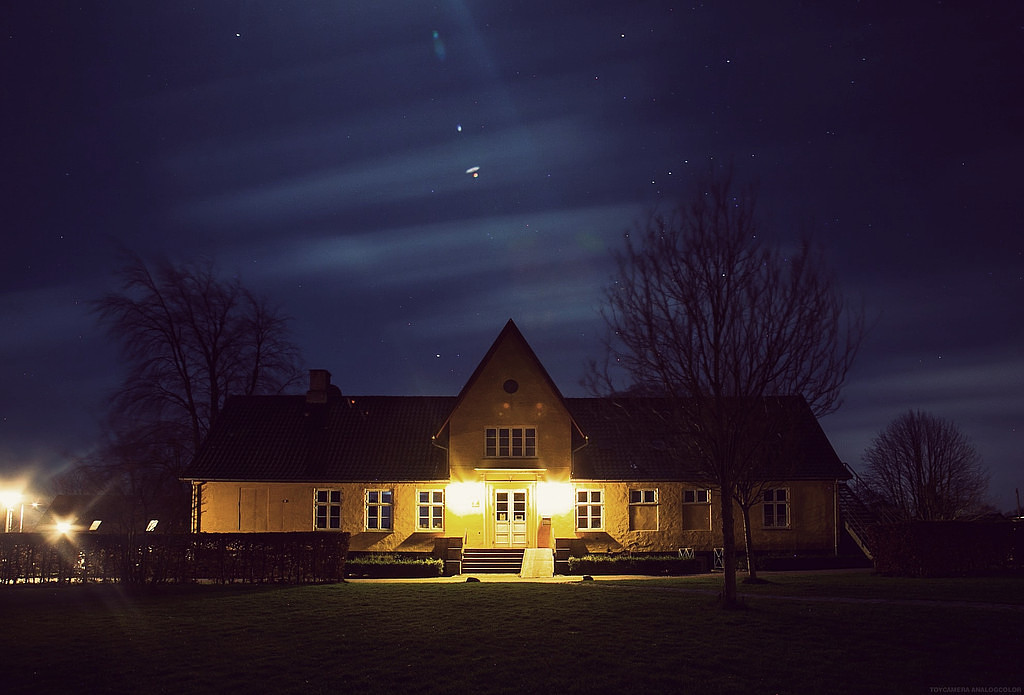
[461,548,525,574]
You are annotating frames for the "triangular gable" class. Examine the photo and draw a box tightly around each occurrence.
[434,319,585,443]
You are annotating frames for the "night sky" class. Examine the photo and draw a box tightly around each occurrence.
[3,2,1022,512]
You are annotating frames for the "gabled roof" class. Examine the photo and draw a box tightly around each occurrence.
[434,319,585,441]
[567,396,849,482]
[183,322,848,485]
[185,393,847,484]
[183,395,454,482]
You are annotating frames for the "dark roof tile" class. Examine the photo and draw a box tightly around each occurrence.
[184,395,454,482]
[567,396,849,481]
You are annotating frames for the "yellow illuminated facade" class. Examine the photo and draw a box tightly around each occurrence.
[186,320,848,558]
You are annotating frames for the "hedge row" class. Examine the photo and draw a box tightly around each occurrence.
[345,554,444,578]
[567,554,700,575]
[870,521,1020,577]
[0,532,350,584]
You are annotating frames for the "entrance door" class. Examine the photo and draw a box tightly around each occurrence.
[493,489,528,547]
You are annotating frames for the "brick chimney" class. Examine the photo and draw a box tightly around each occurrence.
[306,369,332,404]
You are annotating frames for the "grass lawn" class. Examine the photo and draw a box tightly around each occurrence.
[2,571,1021,694]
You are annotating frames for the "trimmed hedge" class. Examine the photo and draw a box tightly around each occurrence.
[567,554,700,575]
[345,553,444,578]
[870,521,1019,577]
[0,532,350,584]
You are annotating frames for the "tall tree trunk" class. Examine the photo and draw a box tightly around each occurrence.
[740,503,759,582]
[720,484,739,608]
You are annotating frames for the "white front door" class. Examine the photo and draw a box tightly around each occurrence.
[494,489,528,547]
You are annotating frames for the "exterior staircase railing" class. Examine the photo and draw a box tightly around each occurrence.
[838,463,898,561]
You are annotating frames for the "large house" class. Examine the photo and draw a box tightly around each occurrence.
[182,320,851,572]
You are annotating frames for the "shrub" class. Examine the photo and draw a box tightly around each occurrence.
[345,553,444,578]
[870,521,1016,577]
[567,554,699,576]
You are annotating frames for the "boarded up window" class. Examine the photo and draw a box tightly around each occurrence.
[239,487,269,531]
[681,503,711,531]
[628,505,658,530]
[628,488,659,531]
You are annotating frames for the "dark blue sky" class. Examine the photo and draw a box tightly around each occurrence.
[2,2,1022,511]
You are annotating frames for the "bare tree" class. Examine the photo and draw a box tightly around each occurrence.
[861,410,988,521]
[95,253,304,453]
[84,253,304,529]
[592,170,862,607]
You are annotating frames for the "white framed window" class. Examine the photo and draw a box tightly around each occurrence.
[763,488,790,528]
[576,489,603,530]
[417,490,444,531]
[365,489,393,531]
[314,489,342,530]
[628,488,659,531]
[683,489,711,504]
[485,427,537,457]
[629,488,658,505]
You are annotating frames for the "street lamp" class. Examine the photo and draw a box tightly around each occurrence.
[0,491,24,533]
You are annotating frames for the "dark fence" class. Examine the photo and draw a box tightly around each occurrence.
[870,521,1020,577]
[0,532,350,584]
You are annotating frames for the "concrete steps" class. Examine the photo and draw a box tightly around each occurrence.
[461,548,525,574]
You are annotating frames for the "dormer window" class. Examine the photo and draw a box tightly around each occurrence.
[485,427,537,457]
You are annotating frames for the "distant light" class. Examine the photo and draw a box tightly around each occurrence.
[146,520,159,532]
[89,520,102,531]
[56,521,72,535]
[465,166,480,178]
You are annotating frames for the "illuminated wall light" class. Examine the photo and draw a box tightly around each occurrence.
[445,482,485,515]
[536,482,574,516]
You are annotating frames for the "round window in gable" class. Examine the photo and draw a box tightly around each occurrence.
[503,379,519,394]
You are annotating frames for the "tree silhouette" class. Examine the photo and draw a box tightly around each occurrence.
[80,252,304,529]
[592,170,863,606]
[95,253,303,452]
[861,410,988,521]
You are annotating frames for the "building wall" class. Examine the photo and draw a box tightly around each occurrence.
[447,333,573,483]
[196,478,839,556]
[198,481,446,552]
[570,480,839,555]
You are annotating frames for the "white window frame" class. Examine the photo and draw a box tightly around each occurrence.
[683,488,711,504]
[629,488,658,505]
[763,488,790,528]
[575,488,604,530]
[365,489,393,531]
[485,427,537,457]
[416,489,445,532]
[628,487,659,531]
[314,488,343,530]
